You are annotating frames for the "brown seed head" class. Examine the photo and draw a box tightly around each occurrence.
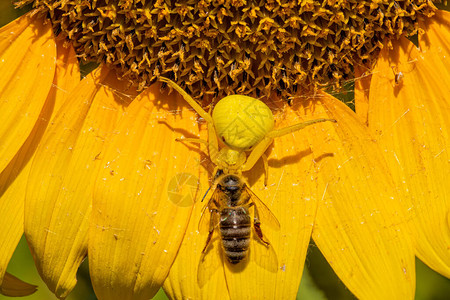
[17,0,437,101]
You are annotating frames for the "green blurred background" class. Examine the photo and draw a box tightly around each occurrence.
[1,2,449,299]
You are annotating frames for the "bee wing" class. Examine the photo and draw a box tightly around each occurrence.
[245,185,281,231]
[197,203,211,234]
[249,233,279,273]
[197,186,220,233]
[197,214,222,288]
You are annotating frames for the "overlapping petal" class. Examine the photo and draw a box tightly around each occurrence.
[0,13,76,296]
[163,188,229,300]
[306,92,415,299]
[163,115,227,299]
[419,10,450,55]
[0,13,56,173]
[89,84,201,300]
[0,273,37,297]
[0,165,31,296]
[25,65,136,298]
[354,66,372,125]
[368,33,450,277]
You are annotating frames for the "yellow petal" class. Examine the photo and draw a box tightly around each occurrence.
[419,10,450,55]
[25,65,131,298]
[354,65,372,125]
[163,161,227,299]
[0,13,56,173]
[0,29,79,293]
[0,162,28,290]
[163,109,227,299]
[0,14,30,53]
[89,84,200,300]
[52,37,81,113]
[308,92,415,299]
[369,36,450,277]
[0,272,37,297]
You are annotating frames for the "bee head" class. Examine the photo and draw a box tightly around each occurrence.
[217,174,243,195]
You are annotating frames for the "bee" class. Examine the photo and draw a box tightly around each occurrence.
[159,76,336,285]
[198,170,280,265]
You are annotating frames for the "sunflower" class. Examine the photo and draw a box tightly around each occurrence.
[0,1,449,300]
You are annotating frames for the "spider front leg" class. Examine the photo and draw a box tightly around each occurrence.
[242,118,336,184]
[242,136,274,185]
[175,138,210,153]
[160,76,220,165]
[266,118,336,139]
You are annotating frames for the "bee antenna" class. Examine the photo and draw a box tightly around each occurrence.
[200,169,223,202]
[201,185,212,202]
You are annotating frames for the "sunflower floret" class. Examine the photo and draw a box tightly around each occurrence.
[17,0,437,100]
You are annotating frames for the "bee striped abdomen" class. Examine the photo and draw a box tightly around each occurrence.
[220,208,251,264]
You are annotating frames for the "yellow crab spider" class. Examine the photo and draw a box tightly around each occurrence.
[159,77,336,185]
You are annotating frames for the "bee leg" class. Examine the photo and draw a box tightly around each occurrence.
[201,231,213,254]
[250,203,270,247]
[202,209,219,253]
[254,222,270,247]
